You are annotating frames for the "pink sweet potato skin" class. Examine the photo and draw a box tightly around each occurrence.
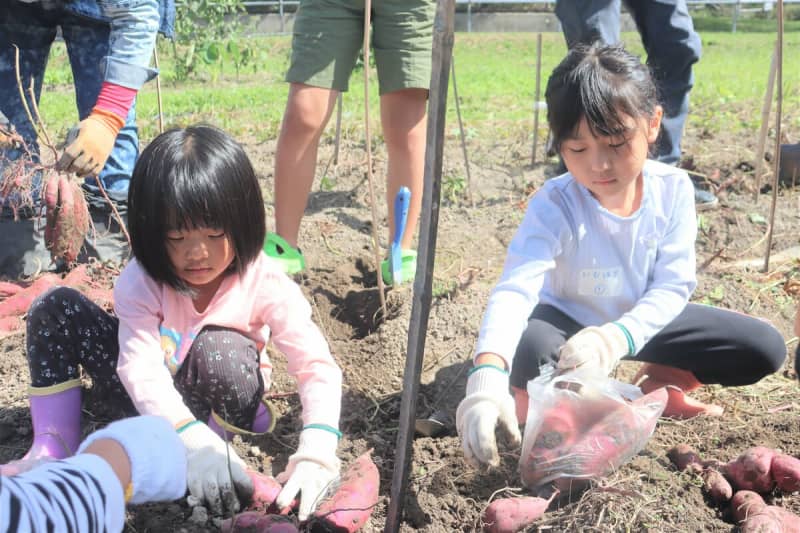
[738,512,783,533]
[767,506,800,532]
[482,496,551,533]
[770,454,800,493]
[247,471,283,511]
[312,451,380,533]
[221,512,299,533]
[702,469,733,504]
[731,490,768,523]
[726,447,776,493]
[667,444,704,473]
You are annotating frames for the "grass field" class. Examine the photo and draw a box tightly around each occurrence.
[31,22,800,147]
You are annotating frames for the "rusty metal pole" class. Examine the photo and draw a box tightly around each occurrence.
[384,0,455,530]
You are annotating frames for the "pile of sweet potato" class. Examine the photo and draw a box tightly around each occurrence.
[668,444,800,531]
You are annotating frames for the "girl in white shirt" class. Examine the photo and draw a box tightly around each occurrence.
[457,43,786,468]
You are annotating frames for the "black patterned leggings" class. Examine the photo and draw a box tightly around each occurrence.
[26,287,265,429]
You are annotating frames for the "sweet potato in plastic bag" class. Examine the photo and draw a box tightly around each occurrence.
[519,367,667,491]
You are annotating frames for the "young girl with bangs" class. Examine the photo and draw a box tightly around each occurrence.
[0,125,343,521]
[456,44,786,468]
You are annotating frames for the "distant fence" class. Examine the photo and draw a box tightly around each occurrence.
[240,0,797,33]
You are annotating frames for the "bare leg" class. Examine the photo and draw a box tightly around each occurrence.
[379,88,428,249]
[273,83,339,247]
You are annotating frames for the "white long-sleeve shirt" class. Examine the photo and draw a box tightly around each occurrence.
[114,253,342,429]
[476,159,697,370]
[0,455,125,533]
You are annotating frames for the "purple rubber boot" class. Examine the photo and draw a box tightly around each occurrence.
[208,400,275,440]
[0,380,82,476]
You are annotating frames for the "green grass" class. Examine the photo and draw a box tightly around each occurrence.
[31,24,800,146]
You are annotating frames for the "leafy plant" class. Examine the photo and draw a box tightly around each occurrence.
[442,172,466,204]
[172,0,251,81]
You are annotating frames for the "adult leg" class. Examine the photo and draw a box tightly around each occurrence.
[625,0,701,165]
[273,84,339,247]
[631,303,786,417]
[510,304,584,423]
[173,327,271,436]
[554,0,621,48]
[61,15,138,200]
[0,287,123,472]
[379,88,427,249]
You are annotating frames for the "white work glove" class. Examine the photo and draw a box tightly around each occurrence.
[456,365,521,468]
[558,322,633,376]
[275,427,340,521]
[178,421,253,515]
[76,415,187,504]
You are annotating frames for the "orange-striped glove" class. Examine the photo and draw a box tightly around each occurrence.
[57,108,125,177]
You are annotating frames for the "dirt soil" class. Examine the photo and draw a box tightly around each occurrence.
[1,121,799,532]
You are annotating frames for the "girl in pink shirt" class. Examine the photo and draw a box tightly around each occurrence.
[1,125,343,521]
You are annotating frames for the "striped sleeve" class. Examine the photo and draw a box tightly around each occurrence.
[0,454,125,533]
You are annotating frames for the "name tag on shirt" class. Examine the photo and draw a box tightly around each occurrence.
[578,268,622,297]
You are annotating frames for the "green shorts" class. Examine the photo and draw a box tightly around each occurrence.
[286,0,436,95]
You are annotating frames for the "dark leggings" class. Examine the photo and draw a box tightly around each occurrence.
[509,303,787,390]
[26,287,265,429]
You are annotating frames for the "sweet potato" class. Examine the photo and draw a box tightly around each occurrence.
[770,453,800,493]
[482,492,556,533]
[739,512,782,533]
[246,471,284,512]
[766,506,800,532]
[731,490,768,523]
[311,450,380,533]
[221,512,299,533]
[667,444,704,473]
[726,447,776,493]
[702,468,733,504]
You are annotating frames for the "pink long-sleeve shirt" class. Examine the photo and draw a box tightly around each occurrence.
[114,253,342,429]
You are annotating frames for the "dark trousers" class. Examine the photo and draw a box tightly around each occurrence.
[510,303,787,390]
[554,0,702,165]
[25,287,265,429]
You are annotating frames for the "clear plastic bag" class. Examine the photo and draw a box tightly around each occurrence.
[519,366,667,492]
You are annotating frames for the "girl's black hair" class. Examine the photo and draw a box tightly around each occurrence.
[128,124,266,292]
[545,43,659,152]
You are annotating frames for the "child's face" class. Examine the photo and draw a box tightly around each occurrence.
[560,108,662,214]
[165,226,235,293]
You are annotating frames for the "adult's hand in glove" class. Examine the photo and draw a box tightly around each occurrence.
[56,109,124,177]
[275,427,340,521]
[456,365,521,468]
[77,415,187,504]
[558,322,633,376]
[178,421,253,515]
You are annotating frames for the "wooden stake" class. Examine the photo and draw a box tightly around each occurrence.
[333,92,343,165]
[763,0,783,272]
[531,32,543,166]
[752,41,778,202]
[361,0,388,318]
[384,0,455,530]
[451,57,473,206]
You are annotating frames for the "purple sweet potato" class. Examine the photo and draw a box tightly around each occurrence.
[312,450,380,533]
[737,505,800,533]
[221,512,299,533]
[726,447,776,493]
[482,492,557,533]
[766,506,800,532]
[770,453,800,493]
[667,444,704,473]
[246,471,284,512]
[702,468,733,504]
[731,490,768,523]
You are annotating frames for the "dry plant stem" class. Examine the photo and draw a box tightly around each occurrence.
[92,173,131,247]
[531,32,542,167]
[451,58,473,206]
[27,81,57,159]
[361,0,388,319]
[153,47,165,134]
[14,46,56,161]
[752,41,778,202]
[763,0,783,273]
